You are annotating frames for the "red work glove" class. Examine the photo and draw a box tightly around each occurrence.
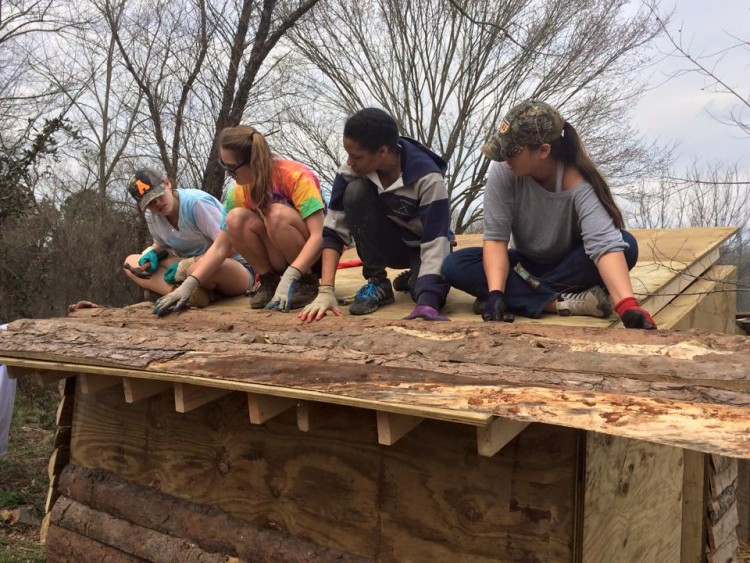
[614,297,657,330]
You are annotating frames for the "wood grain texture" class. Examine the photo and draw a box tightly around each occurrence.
[247,393,296,424]
[123,377,171,403]
[296,401,327,432]
[45,524,146,563]
[654,264,737,333]
[707,502,739,550]
[583,433,684,563]
[477,418,530,457]
[376,411,423,445]
[69,387,578,561]
[50,496,230,563]
[174,383,231,413]
[4,315,750,456]
[79,373,121,395]
[711,459,739,499]
[57,465,371,563]
[738,460,750,542]
[681,449,707,563]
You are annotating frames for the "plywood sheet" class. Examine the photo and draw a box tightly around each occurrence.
[70,387,579,561]
[583,434,684,563]
[212,227,737,326]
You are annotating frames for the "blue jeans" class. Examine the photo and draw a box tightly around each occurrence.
[442,231,638,318]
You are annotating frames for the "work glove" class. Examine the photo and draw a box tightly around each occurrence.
[482,290,515,322]
[403,304,449,321]
[153,275,200,317]
[298,285,341,322]
[614,296,657,330]
[163,263,179,285]
[265,266,302,312]
[138,248,161,274]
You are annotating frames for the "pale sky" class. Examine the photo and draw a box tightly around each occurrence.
[631,0,749,175]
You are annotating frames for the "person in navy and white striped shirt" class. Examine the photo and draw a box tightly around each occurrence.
[299,108,453,322]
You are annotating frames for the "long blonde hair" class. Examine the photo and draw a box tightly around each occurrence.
[218,125,275,212]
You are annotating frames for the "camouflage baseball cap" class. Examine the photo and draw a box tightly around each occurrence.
[481,100,565,161]
[127,169,166,211]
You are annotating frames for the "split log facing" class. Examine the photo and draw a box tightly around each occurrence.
[3,317,750,457]
[55,464,370,563]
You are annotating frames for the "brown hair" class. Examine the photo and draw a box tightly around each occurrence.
[549,122,624,229]
[218,125,275,212]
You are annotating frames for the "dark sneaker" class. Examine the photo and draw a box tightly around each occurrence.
[250,272,281,309]
[289,273,320,309]
[349,278,395,315]
[556,286,613,318]
[392,269,412,292]
[472,297,486,315]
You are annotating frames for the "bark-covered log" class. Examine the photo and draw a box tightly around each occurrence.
[58,464,372,563]
[49,496,230,562]
[4,315,750,456]
[45,523,146,563]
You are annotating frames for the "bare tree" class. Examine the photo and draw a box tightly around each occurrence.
[651,10,749,138]
[282,0,668,232]
[94,0,321,197]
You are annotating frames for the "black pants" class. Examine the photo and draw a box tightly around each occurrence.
[343,179,420,289]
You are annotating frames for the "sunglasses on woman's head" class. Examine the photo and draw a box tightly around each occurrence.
[219,157,247,176]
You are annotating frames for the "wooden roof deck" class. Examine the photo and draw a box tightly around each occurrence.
[1,227,749,458]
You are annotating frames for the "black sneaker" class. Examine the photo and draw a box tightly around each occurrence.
[349,278,395,315]
[392,270,412,292]
[289,273,320,309]
[472,297,486,315]
[250,272,281,309]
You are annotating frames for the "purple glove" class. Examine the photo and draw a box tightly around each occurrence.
[403,305,449,321]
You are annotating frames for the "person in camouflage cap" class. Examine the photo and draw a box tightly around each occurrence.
[441,99,657,329]
[481,100,565,161]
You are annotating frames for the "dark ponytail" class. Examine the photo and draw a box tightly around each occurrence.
[550,123,624,229]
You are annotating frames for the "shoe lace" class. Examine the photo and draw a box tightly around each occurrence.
[355,281,384,301]
[560,291,586,303]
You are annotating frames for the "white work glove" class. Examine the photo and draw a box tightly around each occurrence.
[298,285,342,323]
[153,275,200,317]
[265,266,302,312]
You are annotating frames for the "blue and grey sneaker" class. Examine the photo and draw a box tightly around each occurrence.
[349,278,395,315]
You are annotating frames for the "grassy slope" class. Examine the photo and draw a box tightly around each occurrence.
[0,378,57,562]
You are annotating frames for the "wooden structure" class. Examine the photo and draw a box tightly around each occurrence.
[1,227,748,562]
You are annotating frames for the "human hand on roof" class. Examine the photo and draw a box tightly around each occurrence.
[482,291,514,322]
[265,266,302,313]
[614,297,657,329]
[298,285,342,323]
[403,305,449,321]
[153,276,200,317]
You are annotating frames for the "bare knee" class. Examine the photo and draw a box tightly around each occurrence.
[225,208,261,239]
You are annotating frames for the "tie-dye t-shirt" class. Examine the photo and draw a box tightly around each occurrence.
[222,158,325,230]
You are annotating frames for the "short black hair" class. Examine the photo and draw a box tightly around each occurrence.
[343,108,399,153]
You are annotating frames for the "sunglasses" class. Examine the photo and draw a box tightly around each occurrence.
[219,157,247,176]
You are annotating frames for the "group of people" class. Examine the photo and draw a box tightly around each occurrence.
[123,102,656,330]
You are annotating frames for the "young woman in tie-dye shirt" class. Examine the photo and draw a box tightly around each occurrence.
[152,126,325,316]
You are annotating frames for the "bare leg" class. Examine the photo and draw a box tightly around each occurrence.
[122,254,180,296]
[188,255,249,296]
[225,207,287,274]
[263,203,311,271]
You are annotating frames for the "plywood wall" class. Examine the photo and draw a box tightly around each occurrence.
[70,386,580,562]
